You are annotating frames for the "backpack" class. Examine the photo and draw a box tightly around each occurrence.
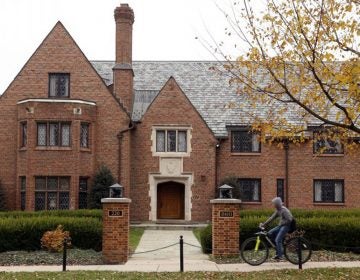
[289,218,297,233]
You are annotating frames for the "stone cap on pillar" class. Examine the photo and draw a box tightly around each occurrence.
[101,198,132,204]
[210,198,242,204]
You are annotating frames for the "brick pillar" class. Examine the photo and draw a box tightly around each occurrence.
[101,198,131,264]
[210,198,242,257]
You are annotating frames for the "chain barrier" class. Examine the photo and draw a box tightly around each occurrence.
[183,242,202,249]
[131,242,179,255]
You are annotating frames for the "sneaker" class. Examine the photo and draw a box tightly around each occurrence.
[272,255,283,261]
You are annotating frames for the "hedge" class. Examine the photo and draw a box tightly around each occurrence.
[0,209,103,219]
[0,216,102,252]
[199,209,360,254]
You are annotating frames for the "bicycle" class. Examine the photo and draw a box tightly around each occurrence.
[240,226,312,266]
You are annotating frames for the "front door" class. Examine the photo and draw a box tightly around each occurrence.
[157,182,185,219]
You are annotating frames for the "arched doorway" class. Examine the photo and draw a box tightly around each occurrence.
[157,181,185,219]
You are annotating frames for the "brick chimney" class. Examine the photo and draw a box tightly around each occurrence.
[113,3,134,112]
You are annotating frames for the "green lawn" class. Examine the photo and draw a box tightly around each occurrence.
[0,268,359,279]
[129,228,144,253]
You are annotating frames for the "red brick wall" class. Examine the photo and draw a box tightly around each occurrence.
[218,136,360,209]
[0,22,129,210]
[130,78,217,221]
[102,199,130,264]
[211,200,241,256]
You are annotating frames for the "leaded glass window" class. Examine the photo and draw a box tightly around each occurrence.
[49,73,70,98]
[61,124,70,146]
[20,176,26,211]
[21,122,27,147]
[314,180,344,203]
[49,123,59,146]
[80,123,89,148]
[34,176,70,210]
[276,179,285,203]
[167,130,177,152]
[37,123,47,146]
[79,177,88,209]
[37,122,71,147]
[236,179,261,202]
[155,129,189,153]
[178,131,187,152]
[313,132,343,154]
[231,130,260,153]
[156,130,165,152]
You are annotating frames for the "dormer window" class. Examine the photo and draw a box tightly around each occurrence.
[49,73,70,98]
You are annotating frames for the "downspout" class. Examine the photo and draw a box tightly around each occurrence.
[284,140,289,207]
[215,139,221,198]
[117,121,135,184]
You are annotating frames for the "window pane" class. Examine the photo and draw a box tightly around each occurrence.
[167,130,176,152]
[49,75,57,97]
[232,131,253,152]
[178,131,187,152]
[21,122,27,147]
[277,179,285,202]
[59,192,70,209]
[49,123,59,146]
[35,192,46,211]
[334,181,343,202]
[49,74,69,97]
[156,130,165,152]
[61,124,70,146]
[80,124,89,148]
[321,181,335,202]
[252,134,260,152]
[79,178,88,192]
[238,179,261,202]
[314,133,343,154]
[20,177,26,191]
[37,123,47,146]
[21,192,26,211]
[79,192,87,209]
[47,177,58,190]
[314,181,322,202]
[35,177,46,190]
[47,192,58,210]
[59,177,70,190]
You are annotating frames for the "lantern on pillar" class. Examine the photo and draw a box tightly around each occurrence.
[109,183,124,198]
[218,184,233,199]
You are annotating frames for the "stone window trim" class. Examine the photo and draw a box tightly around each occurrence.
[230,129,261,154]
[313,179,344,204]
[48,73,70,98]
[151,126,192,157]
[36,121,71,147]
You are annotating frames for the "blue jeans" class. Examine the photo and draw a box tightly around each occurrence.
[268,225,290,257]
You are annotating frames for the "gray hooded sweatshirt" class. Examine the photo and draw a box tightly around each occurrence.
[263,197,293,227]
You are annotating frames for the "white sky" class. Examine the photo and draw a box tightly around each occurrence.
[0,0,248,94]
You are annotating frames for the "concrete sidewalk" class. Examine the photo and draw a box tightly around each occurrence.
[1,261,360,273]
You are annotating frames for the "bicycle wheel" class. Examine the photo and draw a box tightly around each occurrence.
[284,237,312,265]
[240,237,269,266]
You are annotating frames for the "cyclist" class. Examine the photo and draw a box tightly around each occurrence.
[260,197,293,261]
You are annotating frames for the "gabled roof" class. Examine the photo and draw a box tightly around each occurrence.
[91,61,310,137]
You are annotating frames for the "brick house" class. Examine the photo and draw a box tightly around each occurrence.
[0,4,359,222]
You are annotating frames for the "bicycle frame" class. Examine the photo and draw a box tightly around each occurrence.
[255,234,275,251]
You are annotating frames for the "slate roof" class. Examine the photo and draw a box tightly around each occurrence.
[91,61,311,137]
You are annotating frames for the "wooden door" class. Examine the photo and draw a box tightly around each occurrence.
[157,182,185,219]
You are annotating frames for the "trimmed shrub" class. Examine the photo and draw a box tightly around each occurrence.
[199,209,360,254]
[0,209,103,219]
[199,225,212,254]
[0,216,102,252]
